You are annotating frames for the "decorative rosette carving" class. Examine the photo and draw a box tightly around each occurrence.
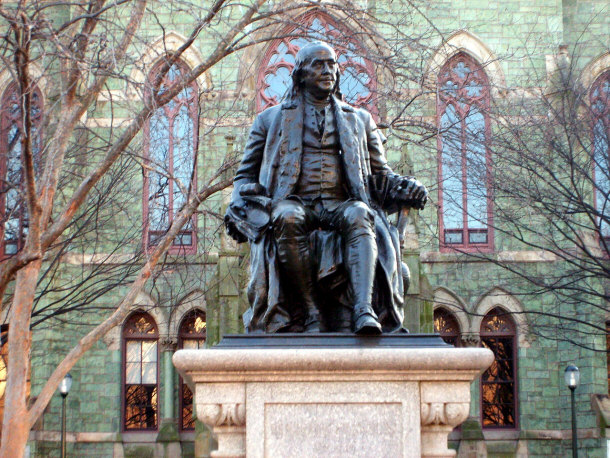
[420,402,469,427]
[198,403,246,427]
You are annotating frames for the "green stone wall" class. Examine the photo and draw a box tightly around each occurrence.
[19,0,610,456]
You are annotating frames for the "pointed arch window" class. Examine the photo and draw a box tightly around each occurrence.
[433,307,461,346]
[0,82,43,258]
[437,53,493,251]
[256,11,377,116]
[122,311,159,431]
[480,307,517,429]
[178,309,206,430]
[144,60,199,253]
[591,70,610,241]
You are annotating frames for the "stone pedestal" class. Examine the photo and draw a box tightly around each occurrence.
[173,335,493,458]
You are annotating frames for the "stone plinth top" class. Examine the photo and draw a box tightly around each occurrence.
[173,344,494,384]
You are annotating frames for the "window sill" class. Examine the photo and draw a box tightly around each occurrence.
[122,431,158,442]
[482,429,520,441]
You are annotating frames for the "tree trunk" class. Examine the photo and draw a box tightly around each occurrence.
[0,259,41,458]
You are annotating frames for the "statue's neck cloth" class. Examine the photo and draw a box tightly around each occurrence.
[303,90,332,110]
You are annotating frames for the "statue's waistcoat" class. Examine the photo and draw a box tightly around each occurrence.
[294,103,347,201]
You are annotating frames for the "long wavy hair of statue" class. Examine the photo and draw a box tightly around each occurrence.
[287,41,343,103]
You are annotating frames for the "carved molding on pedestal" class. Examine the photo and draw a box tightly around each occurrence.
[198,403,246,427]
[421,402,470,427]
[420,393,470,457]
[198,403,246,458]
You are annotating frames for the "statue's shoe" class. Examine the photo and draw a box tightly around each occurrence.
[354,314,382,335]
[304,313,322,333]
[304,321,321,333]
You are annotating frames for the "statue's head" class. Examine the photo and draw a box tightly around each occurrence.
[289,41,342,100]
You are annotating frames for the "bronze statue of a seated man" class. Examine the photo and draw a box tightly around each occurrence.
[225,42,427,334]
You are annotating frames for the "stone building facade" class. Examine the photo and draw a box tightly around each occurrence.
[0,0,608,456]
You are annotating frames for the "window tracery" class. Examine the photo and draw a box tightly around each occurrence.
[144,60,199,253]
[433,307,461,346]
[256,11,377,116]
[437,52,492,251]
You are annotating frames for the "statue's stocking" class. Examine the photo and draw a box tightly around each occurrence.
[276,235,320,331]
[345,229,380,333]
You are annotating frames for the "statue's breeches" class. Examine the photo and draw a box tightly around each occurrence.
[271,199,378,330]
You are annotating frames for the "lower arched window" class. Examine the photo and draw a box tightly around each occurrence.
[480,307,518,428]
[433,308,461,346]
[122,311,159,431]
[178,309,206,430]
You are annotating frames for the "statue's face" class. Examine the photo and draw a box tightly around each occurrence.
[299,45,338,98]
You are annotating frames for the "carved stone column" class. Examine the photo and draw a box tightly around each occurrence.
[160,337,178,422]
[157,338,181,456]
[420,382,471,458]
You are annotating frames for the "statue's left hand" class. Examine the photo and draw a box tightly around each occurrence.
[392,177,428,210]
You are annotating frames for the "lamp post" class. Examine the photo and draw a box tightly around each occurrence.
[564,365,580,458]
[59,373,72,458]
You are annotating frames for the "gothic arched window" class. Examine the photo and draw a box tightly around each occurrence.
[144,60,199,253]
[437,52,492,251]
[480,307,518,429]
[433,307,461,346]
[122,311,159,431]
[591,70,610,240]
[0,82,43,257]
[178,309,206,430]
[256,11,377,116]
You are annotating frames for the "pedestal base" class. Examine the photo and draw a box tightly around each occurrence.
[173,335,493,458]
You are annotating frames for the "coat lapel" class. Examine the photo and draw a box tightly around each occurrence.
[333,97,369,204]
[275,99,304,200]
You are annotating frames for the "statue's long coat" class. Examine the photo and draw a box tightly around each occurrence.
[233,96,406,332]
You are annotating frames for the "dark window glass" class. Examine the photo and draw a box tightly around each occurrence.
[144,60,199,253]
[178,309,206,430]
[480,308,517,428]
[0,83,43,257]
[438,53,492,251]
[256,11,377,116]
[123,312,158,430]
[591,71,610,241]
[433,308,460,346]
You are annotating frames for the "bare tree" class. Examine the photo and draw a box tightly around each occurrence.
[0,0,292,454]
[409,27,610,350]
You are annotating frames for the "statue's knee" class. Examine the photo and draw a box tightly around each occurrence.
[272,201,307,236]
[342,202,375,229]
